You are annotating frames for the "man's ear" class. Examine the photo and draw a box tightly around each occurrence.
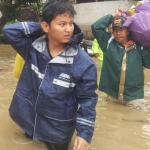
[41,21,50,33]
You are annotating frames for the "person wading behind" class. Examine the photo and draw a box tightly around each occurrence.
[91,7,150,110]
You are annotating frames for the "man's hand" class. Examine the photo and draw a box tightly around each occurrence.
[112,7,124,18]
[73,136,89,150]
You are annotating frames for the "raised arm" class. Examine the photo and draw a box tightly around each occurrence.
[2,22,43,60]
[91,14,113,51]
[91,7,125,51]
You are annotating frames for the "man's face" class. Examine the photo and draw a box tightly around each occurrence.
[46,12,74,44]
[112,27,129,45]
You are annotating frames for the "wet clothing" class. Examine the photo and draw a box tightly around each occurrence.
[3,22,98,144]
[45,142,69,150]
[107,95,145,110]
[92,39,103,68]
[91,14,150,101]
[25,132,69,150]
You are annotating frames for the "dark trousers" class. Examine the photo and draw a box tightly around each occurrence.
[24,133,69,150]
[45,142,69,150]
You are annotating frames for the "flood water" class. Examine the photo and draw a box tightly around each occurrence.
[1,44,150,150]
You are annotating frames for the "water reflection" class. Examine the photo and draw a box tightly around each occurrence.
[0,45,150,150]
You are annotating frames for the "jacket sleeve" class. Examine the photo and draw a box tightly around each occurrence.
[140,47,150,68]
[74,60,98,143]
[2,22,43,60]
[91,14,113,52]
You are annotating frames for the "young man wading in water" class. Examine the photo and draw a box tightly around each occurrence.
[3,1,98,150]
[91,7,150,110]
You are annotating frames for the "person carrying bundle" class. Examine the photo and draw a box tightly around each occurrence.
[91,7,150,110]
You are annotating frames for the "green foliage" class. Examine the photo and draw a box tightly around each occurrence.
[0,2,21,23]
[0,0,42,26]
[0,1,20,38]
[0,32,7,44]
[0,0,43,41]
[6,19,18,24]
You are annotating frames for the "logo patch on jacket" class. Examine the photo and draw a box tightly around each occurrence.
[53,73,75,88]
[59,73,70,81]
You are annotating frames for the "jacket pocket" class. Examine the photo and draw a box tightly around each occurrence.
[9,93,35,131]
[36,97,77,121]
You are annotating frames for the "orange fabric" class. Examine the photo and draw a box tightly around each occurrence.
[125,40,135,49]
[113,18,122,24]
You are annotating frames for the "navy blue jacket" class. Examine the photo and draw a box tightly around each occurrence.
[2,22,98,143]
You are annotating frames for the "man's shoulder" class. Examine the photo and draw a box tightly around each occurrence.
[135,43,146,50]
[77,46,92,60]
[75,46,96,68]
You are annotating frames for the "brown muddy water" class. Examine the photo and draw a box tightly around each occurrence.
[1,44,150,150]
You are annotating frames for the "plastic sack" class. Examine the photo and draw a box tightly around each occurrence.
[123,1,150,49]
[136,0,150,12]
[13,53,25,79]
[127,5,136,16]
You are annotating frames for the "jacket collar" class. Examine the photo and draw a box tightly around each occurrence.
[32,35,78,57]
[32,35,47,53]
[125,40,136,52]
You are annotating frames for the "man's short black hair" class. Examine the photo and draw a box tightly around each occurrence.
[42,0,76,24]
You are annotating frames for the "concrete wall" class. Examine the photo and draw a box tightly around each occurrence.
[73,1,137,39]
